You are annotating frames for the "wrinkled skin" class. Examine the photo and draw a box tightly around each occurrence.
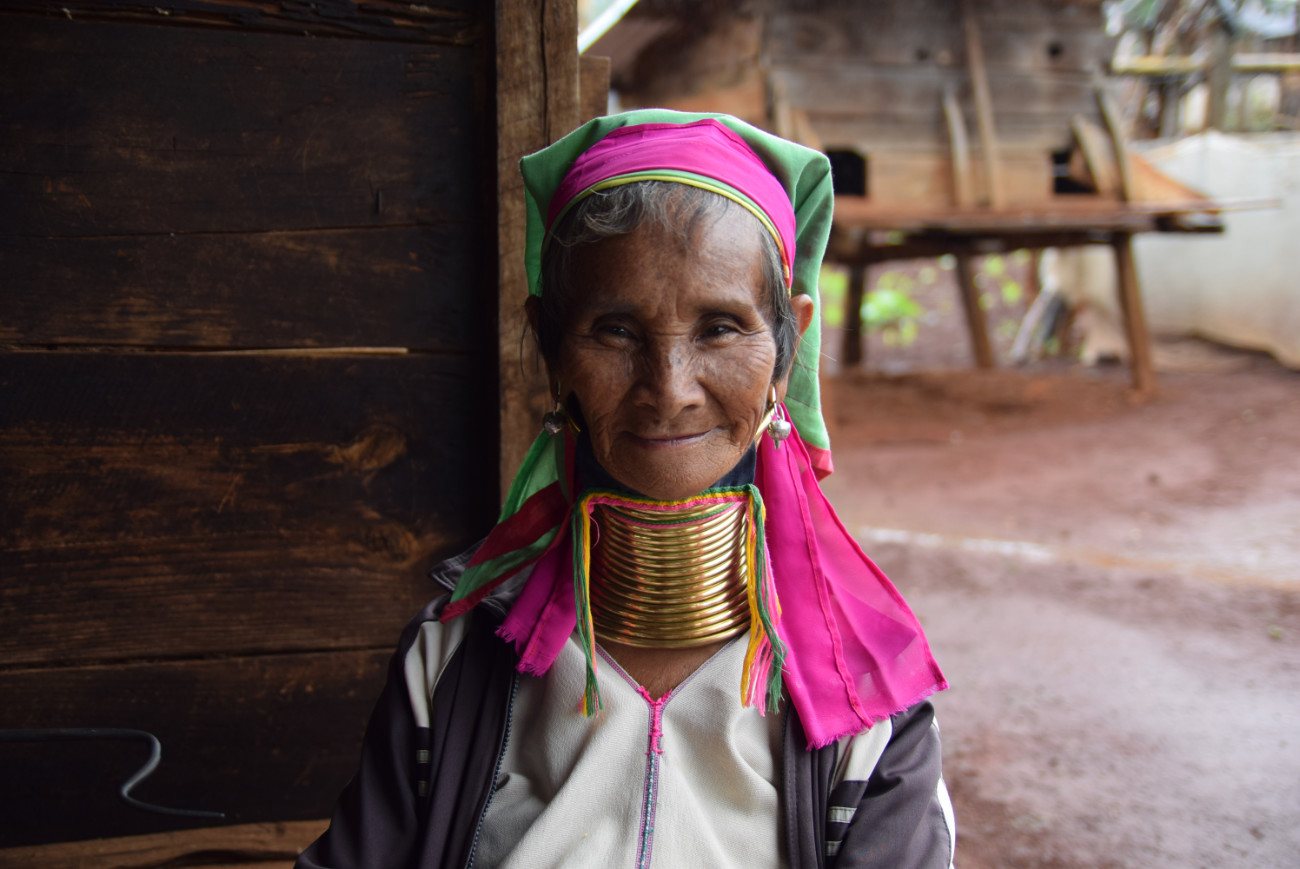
[550,206,813,502]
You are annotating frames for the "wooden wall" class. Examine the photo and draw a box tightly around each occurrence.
[616,0,1113,207]
[0,0,519,848]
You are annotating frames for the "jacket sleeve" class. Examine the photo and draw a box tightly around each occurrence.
[294,605,439,869]
[827,701,955,869]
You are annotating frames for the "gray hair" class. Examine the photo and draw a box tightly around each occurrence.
[535,181,798,381]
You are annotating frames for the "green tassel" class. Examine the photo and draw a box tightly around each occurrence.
[571,496,603,715]
[746,484,787,712]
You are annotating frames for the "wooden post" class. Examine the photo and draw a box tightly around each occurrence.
[496,0,579,503]
[961,0,1003,209]
[955,252,995,369]
[942,86,974,207]
[579,54,611,123]
[1111,232,1156,393]
[1207,25,1235,131]
[1158,78,1182,137]
[842,265,868,368]
[1096,82,1135,203]
[1025,248,1042,304]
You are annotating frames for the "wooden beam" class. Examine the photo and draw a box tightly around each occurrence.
[495,0,579,504]
[942,87,975,208]
[841,266,868,369]
[1207,26,1235,131]
[0,651,387,845]
[0,351,489,667]
[1095,82,1135,203]
[960,0,1003,209]
[955,252,995,369]
[0,819,328,869]
[1112,52,1300,76]
[1069,114,1122,198]
[1111,232,1156,393]
[0,1,477,42]
[580,54,611,123]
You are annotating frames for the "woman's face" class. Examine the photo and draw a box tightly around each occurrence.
[555,207,783,501]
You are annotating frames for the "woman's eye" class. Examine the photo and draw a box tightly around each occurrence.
[595,323,632,340]
[702,322,739,339]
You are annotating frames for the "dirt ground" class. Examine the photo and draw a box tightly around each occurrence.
[817,339,1300,869]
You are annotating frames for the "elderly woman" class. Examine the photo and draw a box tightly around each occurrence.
[298,110,951,869]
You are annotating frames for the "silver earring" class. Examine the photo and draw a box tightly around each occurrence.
[766,387,791,443]
[542,387,565,436]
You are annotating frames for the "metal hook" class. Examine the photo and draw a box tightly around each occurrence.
[0,727,225,819]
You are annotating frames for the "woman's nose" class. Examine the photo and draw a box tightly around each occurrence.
[637,341,704,416]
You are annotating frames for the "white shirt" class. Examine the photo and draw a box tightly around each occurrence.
[475,634,785,869]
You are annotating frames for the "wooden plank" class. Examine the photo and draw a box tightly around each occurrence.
[856,150,1049,210]
[580,54,612,123]
[0,227,481,350]
[942,88,975,207]
[1069,114,1121,197]
[768,8,1111,75]
[0,651,387,847]
[543,0,580,144]
[0,17,482,236]
[495,0,579,504]
[769,63,1095,131]
[0,820,327,869]
[955,252,995,369]
[962,0,1003,208]
[0,1,479,42]
[1114,52,1300,75]
[841,266,868,369]
[808,115,1076,154]
[0,352,495,667]
[1111,232,1156,393]
[645,72,766,127]
[1207,27,1235,131]
[1095,82,1135,202]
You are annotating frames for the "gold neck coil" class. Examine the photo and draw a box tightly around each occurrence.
[589,498,752,649]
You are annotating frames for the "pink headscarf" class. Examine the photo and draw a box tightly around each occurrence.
[548,120,798,287]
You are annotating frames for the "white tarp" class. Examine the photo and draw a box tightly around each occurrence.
[1132,131,1300,370]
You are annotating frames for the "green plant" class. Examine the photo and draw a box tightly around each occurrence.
[864,271,925,347]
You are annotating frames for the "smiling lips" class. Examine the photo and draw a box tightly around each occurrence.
[626,429,714,448]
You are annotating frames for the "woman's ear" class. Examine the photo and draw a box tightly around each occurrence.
[775,294,817,402]
[792,293,815,339]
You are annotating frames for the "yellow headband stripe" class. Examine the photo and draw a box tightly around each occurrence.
[547,172,793,289]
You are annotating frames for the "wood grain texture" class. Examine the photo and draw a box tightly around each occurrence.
[768,6,1111,74]
[0,3,500,848]
[0,651,388,847]
[769,64,1095,134]
[0,351,495,666]
[955,251,995,368]
[0,1,480,44]
[580,54,612,123]
[0,228,480,350]
[962,0,1004,208]
[806,116,1076,154]
[0,820,326,869]
[0,16,483,237]
[1111,233,1155,392]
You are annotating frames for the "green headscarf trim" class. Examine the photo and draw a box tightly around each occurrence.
[519,108,835,459]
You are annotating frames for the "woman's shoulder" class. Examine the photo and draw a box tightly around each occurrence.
[395,539,526,722]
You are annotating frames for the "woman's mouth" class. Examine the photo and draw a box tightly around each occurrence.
[627,430,710,449]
